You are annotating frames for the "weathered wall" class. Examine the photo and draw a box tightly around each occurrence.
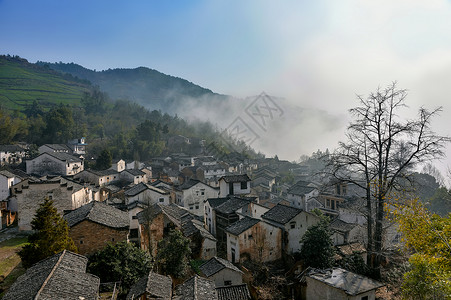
[70,220,128,255]
[210,269,243,287]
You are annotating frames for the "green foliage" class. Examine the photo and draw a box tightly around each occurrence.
[43,104,75,143]
[300,218,335,269]
[95,149,112,170]
[157,229,191,278]
[87,241,152,294]
[427,187,451,216]
[18,198,77,268]
[337,251,369,276]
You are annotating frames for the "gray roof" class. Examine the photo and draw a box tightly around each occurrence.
[126,271,172,300]
[41,151,82,163]
[287,180,316,196]
[137,203,190,227]
[2,250,99,300]
[64,201,129,229]
[124,169,146,176]
[216,284,251,300]
[219,174,250,183]
[0,170,15,178]
[330,218,358,233]
[215,197,251,214]
[41,144,71,152]
[0,144,25,152]
[125,182,169,197]
[89,169,119,176]
[199,257,242,277]
[206,197,229,208]
[179,179,202,190]
[173,275,218,300]
[307,268,384,296]
[225,217,260,236]
[182,218,216,241]
[262,204,303,225]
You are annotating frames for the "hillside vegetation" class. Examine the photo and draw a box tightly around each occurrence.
[0,55,91,111]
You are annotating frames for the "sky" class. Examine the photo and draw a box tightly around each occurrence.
[1,0,451,177]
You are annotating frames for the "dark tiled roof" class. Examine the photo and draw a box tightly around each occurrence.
[215,197,251,214]
[64,201,129,229]
[41,151,82,163]
[137,203,190,227]
[173,275,218,300]
[0,170,15,178]
[2,250,99,300]
[179,179,202,190]
[206,197,229,208]
[219,174,250,183]
[225,217,259,236]
[330,218,358,233]
[126,271,172,300]
[124,169,146,176]
[287,181,316,196]
[89,169,119,176]
[0,144,24,152]
[307,268,384,296]
[199,257,242,277]
[200,164,225,171]
[42,144,71,151]
[182,219,216,241]
[125,182,148,196]
[216,284,251,300]
[262,204,302,225]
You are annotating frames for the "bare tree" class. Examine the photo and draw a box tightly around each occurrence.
[329,82,450,275]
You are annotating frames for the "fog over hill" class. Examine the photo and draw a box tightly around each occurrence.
[42,61,346,161]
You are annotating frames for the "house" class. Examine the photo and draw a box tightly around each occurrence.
[120,168,147,184]
[126,160,146,170]
[204,197,229,236]
[214,196,253,251]
[199,256,243,287]
[197,164,227,184]
[330,218,367,246]
[136,203,188,257]
[287,181,319,210]
[126,271,172,300]
[317,193,345,211]
[74,169,119,186]
[63,201,129,255]
[226,216,282,263]
[110,159,126,172]
[216,284,251,300]
[182,217,217,260]
[26,152,84,176]
[219,174,251,197]
[175,179,219,217]
[11,177,93,231]
[125,182,170,206]
[0,170,21,201]
[2,250,100,300]
[303,268,384,300]
[38,143,71,154]
[262,204,321,254]
[0,144,26,166]
[173,275,218,300]
[67,137,87,155]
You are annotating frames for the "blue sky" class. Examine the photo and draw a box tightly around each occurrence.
[2,0,451,174]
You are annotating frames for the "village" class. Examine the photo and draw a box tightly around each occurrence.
[0,136,389,300]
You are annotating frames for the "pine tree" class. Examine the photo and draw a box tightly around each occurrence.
[19,198,77,268]
[157,229,191,278]
[300,217,335,269]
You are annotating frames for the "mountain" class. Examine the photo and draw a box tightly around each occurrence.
[0,55,92,111]
[38,61,231,112]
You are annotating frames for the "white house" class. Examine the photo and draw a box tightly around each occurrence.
[330,218,367,246]
[199,256,243,287]
[287,181,319,210]
[120,169,147,185]
[125,183,170,206]
[67,137,87,155]
[262,204,321,254]
[11,177,93,231]
[304,268,384,300]
[74,169,119,187]
[38,144,71,154]
[219,174,251,198]
[26,152,84,176]
[0,170,21,201]
[110,159,126,172]
[0,145,26,166]
[204,197,229,236]
[225,216,282,263]
[175,179,219,217]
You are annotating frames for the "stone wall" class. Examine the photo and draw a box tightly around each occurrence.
[69,220,128,255]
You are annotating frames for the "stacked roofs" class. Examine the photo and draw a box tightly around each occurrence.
[2,250,99,300]
[262,204,303,225]
[126,272,172,300]
[219,174,250,183]
[199,256,242,278]
[225,216,260,236]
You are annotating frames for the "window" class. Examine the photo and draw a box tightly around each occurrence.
[195,205,199,209]
[290,222,296,229]
[224,280,232,286]
[80,240,83,244]
[248,234,253,240]
[361,296,368,300]
[190,206,194,210]
[241,181,247,189]
[159,198,164,202]
[111,238,115,242]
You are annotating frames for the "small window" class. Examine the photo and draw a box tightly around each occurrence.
[190,206,194,210]
[80,240,83,244]
[361,296,368,300]
[224,280,232,286]
[111,238,115,242]
[159,198,164,202]
[248,234,253,240]
[290,222,296,229]
[195,205,199,209]
[241,181,247,189]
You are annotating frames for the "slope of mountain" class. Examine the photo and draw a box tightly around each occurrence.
[39,61,230,112]
[0,55,92,111]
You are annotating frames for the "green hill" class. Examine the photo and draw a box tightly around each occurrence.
[0,55,92,111]
[39,61,230,112]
